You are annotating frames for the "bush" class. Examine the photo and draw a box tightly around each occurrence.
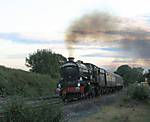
[1,96,63,122]
[127,83,150,100]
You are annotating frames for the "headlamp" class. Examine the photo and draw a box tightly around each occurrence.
[58,84,61,88]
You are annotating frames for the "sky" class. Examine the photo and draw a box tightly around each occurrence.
[0,0,150,71]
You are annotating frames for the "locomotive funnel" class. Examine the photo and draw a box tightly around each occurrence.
[68,57,75,62]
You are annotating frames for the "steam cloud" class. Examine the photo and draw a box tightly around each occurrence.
[65,11,121,56]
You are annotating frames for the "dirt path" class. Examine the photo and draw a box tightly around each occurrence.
[63,92,121,122]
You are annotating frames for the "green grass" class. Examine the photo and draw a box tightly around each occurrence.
[80,87,150,122]
[0,65,57,97]
[0,66,63,122]
[80,103,150,122]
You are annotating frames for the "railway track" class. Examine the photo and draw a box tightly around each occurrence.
[0,90,122,121]
[63,89,120,106]
[0,95,63,120]
[63,92,122,122]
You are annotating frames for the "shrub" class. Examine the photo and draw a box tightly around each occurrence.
[127,83,150,100]
[1,96,63,122]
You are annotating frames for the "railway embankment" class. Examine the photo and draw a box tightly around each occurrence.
[0,65,62,122]
[0,65,56,97]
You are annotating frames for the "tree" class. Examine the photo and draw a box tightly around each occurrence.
[115,65,132,76]
[144,69,150,85]
[132,67,144,83]
[115,65,144,86]
[26,49,67,78]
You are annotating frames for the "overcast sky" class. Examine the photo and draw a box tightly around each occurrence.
[0,0,150,71]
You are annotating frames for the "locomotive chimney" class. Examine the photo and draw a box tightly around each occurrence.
[68,57,75,62]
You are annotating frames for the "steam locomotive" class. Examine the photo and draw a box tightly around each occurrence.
[56,57,123,101]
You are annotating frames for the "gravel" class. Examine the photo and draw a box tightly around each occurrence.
[63,92,121,122]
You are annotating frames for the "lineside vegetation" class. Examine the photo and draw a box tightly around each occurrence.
[0,65,56,97]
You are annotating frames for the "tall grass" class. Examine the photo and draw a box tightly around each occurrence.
[0,96,63,122]
[0,65,57,97]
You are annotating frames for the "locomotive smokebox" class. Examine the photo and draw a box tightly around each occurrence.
[68,57,75,62]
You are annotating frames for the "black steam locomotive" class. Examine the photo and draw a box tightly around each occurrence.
[56,57,123,101]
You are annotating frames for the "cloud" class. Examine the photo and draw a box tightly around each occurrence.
[1,17,150,70]
[120,39,150,59]
[0,33,64,44]
[112,58,150,68]
[74,24,150,69]
[80,50,125,58]
[138,14,150,25]
[81,53,113,58]
[0,36,68,70]
[67,45,122,51]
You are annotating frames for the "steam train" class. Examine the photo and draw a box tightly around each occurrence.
[56,57,123,101]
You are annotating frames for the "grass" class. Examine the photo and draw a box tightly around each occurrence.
[80,102,150,122]
[0,66,63,122]
[0,96,63,122]
[0,65,57,97]
[80,86,150,122]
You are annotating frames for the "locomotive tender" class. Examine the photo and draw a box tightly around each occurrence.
[56,57,123,100]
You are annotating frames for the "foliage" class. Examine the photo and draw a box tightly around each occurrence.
[115,65,144,86]
[0,65,56,97]
[26,49,67,78]
[1,96,63,122]
[126,83,150,100]
[120,83,150,103]
[144,69,150,85]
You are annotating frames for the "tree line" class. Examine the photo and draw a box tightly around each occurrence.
[115,65,145,86]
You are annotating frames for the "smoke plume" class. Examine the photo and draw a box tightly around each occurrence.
[65,11,121,56]
[65,11,150,67]
[120,29,150,59]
